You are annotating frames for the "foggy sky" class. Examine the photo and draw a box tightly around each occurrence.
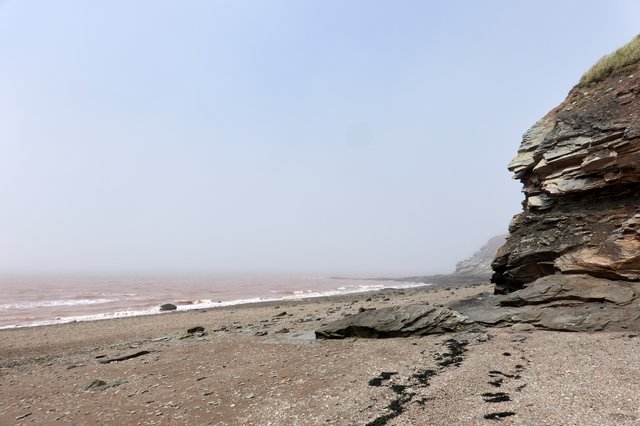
[0,1,638,276]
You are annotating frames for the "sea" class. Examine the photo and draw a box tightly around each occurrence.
[0,274,431,329]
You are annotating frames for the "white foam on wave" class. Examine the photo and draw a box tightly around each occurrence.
[0,298,118,310]
[0,281,432,329]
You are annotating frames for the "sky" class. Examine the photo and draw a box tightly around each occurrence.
[0,1,638,277]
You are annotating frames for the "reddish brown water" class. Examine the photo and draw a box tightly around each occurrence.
[0,274,430,328]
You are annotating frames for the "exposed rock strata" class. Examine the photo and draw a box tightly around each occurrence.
[451,274,640,332]
[316,274,640,336]
[315,304,477,339]
[318,43,640,338]
[492,59,640,293]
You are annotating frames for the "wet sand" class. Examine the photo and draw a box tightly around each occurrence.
[1,283,639,425]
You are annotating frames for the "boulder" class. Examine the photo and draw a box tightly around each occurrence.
[315,304,478,339]
[159,303,177,311]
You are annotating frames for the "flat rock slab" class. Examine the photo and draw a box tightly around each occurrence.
[500,274,637,306]
[451,274,640,332]
[98,350,151,364]
[315,304,477,339]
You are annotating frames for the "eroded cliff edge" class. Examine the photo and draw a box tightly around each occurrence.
[317,38,640,338]
[493,39,640,294]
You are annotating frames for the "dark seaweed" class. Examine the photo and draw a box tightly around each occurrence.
[484,411,516,420]
[368,372,397,387]
[488,370,516,378]
[412,368,437,385]
[437,339,468,367]
[366,339,470,425]
[390,384,407,395]
[364,395,411,426]
[482,392,511,403]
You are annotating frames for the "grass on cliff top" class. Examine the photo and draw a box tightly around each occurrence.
[579,34,640,86]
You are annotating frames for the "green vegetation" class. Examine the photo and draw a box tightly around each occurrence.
[579,34,640,86]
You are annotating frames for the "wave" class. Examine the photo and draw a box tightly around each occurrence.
[0,298,118,310]
[0,281,432,329]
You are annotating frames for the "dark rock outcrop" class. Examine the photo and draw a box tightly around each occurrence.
[159,303,177,311]
[315,304,477,339]
[318,38,640,338]
[451,274,640,331]
[492,43,640,294]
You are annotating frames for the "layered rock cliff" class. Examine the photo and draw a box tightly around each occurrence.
[318,38,640,337]
[455,234,507,276]
[493,37,640,294]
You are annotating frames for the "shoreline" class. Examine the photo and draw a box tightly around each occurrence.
[3,280,638,425]
[0,277,445,330]
[0,282,484,358]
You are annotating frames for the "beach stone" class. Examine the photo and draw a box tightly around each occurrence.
[187,326,205,334]
[84,379,126,391]
[512,323,534,332]
[159,303,177,311]
[315,304,478,339]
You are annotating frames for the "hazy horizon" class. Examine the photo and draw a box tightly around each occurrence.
[1,1,638,277]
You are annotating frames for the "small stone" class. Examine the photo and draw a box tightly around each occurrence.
[475,333,490,342]
[511,323,535,332]
[85,379,108,390]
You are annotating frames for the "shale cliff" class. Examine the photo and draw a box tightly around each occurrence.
[493,36,640,294]
[318,38,640,336]
[455,234,507,276]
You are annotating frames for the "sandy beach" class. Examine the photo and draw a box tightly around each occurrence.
[2,282,639,425]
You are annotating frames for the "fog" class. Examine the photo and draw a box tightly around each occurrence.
[0,1,637,276]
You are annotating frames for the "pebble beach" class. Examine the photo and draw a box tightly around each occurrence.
[2,282,639,425]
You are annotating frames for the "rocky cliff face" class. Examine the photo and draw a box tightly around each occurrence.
[492,48,640,294]
[318,40,640,337]
[455,234,507,276]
